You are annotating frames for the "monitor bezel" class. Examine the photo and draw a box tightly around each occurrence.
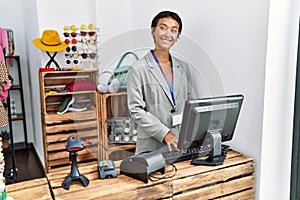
[177,94,244,150]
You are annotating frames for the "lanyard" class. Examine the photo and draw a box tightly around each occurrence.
[151,50,176,108]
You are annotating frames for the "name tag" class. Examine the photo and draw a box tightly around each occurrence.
[172,114,183,126]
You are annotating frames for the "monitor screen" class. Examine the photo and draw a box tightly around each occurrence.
[178,94,244,151]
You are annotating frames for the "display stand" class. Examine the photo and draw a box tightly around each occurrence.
[191,131,226,166]
[39,69,100,171]
[99,92,136,161]
[45,51,60,70]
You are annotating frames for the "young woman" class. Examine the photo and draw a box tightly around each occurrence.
[127,11,196,154]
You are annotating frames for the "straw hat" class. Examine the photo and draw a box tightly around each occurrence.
[32,30,68,52]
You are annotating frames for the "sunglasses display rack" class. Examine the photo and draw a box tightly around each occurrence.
[63,24,99,69]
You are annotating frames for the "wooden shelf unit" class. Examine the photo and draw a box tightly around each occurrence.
[99,92,136,161]
[39,69,100,171]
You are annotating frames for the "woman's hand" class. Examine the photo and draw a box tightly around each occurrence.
[164,132,179,151]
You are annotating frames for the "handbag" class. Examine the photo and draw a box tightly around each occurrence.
[113,52,139,89]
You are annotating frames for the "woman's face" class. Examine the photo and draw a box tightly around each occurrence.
[152,17,180,51]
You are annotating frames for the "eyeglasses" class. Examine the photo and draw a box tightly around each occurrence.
[66,46,77,52]
[80,52,97,59]
[65,53,79,58]
[64,38,77,45]
[87,39,97,46]
[78,38,97,45]
[63,32,78,37]
[66,59,79,65]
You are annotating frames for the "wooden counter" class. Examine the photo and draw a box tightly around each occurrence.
[6,178,52,200]
[46,149,255,200]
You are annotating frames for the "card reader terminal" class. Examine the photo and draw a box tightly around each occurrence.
[98,160,117,179]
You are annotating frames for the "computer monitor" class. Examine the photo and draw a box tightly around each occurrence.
[178,94,244,166]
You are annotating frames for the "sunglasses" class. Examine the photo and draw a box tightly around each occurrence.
[66,59,79,65]
[63,32,78,37]
[80,31,96,37]
[64,25,78,32]
[80,52,97,59]
[66,46,77,52]
[64,38,77,45]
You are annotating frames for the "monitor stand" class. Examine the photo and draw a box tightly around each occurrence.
[191,131,226,166]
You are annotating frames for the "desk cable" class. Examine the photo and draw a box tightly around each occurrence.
[149,164,177,182]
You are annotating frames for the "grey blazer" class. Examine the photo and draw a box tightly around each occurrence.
[127,51,196,154]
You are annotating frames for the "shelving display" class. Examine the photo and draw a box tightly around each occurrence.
[39,69,100,171]
[3,55,28,183]
[5,55,28,149]
[99,92,136,161]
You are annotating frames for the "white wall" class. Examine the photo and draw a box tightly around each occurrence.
[0,1,34,144]
[1,0,299,199]
[22,0,44,165]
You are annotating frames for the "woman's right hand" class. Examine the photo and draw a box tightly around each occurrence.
[164,132,179,151]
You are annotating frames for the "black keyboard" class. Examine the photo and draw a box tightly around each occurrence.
[162,146,208,164]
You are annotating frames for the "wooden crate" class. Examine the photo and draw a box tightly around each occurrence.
[98,92,136,161]
[46,149,255,200]
[39,69,100,171]
[6,178,52,200]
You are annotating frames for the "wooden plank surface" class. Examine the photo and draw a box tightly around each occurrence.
[6,178,52,200]
[47,137,98,151]
[46,130,98,143]
[47,152,98,168]
[58,180,172,200]
[51,173,171,200]
[172,159,254,194]
[216,188,255,200]
[42,69,98,87]
[45,111,97,124]
[47,147,98,160]
[46,149,255,200]
[45,120,98,133]
[173,175,255,200]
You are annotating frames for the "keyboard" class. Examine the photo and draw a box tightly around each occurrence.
[162,146,208,164]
